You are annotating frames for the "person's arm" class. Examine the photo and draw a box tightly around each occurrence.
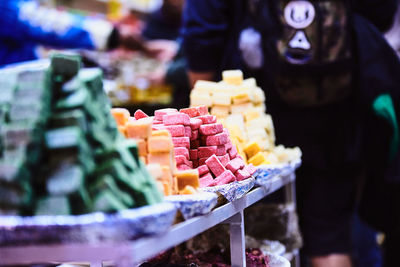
[181,0,229,86]
[352,0,398,32]
[0,0,114,50]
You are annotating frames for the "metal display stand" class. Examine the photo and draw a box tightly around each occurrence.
[0,173,298,267]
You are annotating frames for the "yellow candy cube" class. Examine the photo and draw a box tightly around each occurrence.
[244,141,261,159]
[232,91,251,104]
[222,70,243,85]
[176,169,200,191]
[211,105,230,118]
[248,152,267,166]
[244,110,261,122]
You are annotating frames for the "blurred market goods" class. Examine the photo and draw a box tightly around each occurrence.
[112,105,257,195]
[104,52,173,106]
[189,70,302,166]
[0,54,162,216]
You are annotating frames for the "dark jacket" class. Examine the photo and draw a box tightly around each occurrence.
[182,0,400,232]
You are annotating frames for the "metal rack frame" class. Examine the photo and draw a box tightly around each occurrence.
[0,172,297,267]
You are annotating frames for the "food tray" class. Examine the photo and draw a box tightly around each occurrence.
[164,192,218,220]
[0,202,177,246]
[199,177,255,202]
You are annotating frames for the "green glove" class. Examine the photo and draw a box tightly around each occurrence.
[373,93,399,161]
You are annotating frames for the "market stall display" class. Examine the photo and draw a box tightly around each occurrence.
[189,70,301,167]
[0,55,162,216]
[113,105,257,194]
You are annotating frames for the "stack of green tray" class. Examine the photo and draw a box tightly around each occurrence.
[0,55,162,216]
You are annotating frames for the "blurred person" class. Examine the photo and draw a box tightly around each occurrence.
[0,0,150,67]
[141,0,190,109]
[182,1,400,267]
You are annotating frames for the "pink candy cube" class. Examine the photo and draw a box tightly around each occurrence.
[218,154,230,167]
[189,118,203,130]
[245,164,257,175]
[216,145,227,156]
[225,141,233,151]
[175,155,191,166]
[184,126,192,138]
[152,124,166,131]
[174,147,189,159]
[197,115,217,124]
[197,165,209,176]
[163,113,190,126]
[205,154,226,177]
[153,119,163,125]
[198,146,217,158]
[166,125,185,137]
[226,157,245,173]
[228,146,238,159]
[199,173,214,187]
[235,169,251,181]
[178,164,192,171]
[172,137,190,149]
[189,149,198,160]
[190,130,199,141]
[134,109,149,120]
[205,132,229,146]
[180,105,208,118]
[211,170,236,186]
[199,123,223,136]
[199,157,208,166]
[154,108,178,121]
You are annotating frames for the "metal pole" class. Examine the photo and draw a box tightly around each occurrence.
[225,211,246,267]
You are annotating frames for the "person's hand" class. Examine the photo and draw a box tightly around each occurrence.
[145,40,178,62]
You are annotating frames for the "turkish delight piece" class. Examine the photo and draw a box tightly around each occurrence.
[197,164,209,176]
[178,164,192,171]
[175,155,192,167]
[198,146,217,158]
[216,145,227,156]
[205,132,229,146]
[226,157,246,173]
[199,157,208,166]
[235,169,251,181]
[111,108,130,126]
[199,173,214,187]
[154,108,178,121]
[212,170,236,186]
[199,123,223,136]
[218,154,230,167]
[165,125,185,137]
[228,146,238,159]
[197,115,217,124]
[163,113,190,126]
[134,109,149,120]
[205,154,226,177]
[172,137,190,149]
[180,105,208,117]
[176,169,200,191]
[174,147,190,160]
[245,163,257,175]
[190,118,203,130]
[191,130,199,141]
[126,118,152,139]
[148,136,173,153]
[184,126,192,138]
